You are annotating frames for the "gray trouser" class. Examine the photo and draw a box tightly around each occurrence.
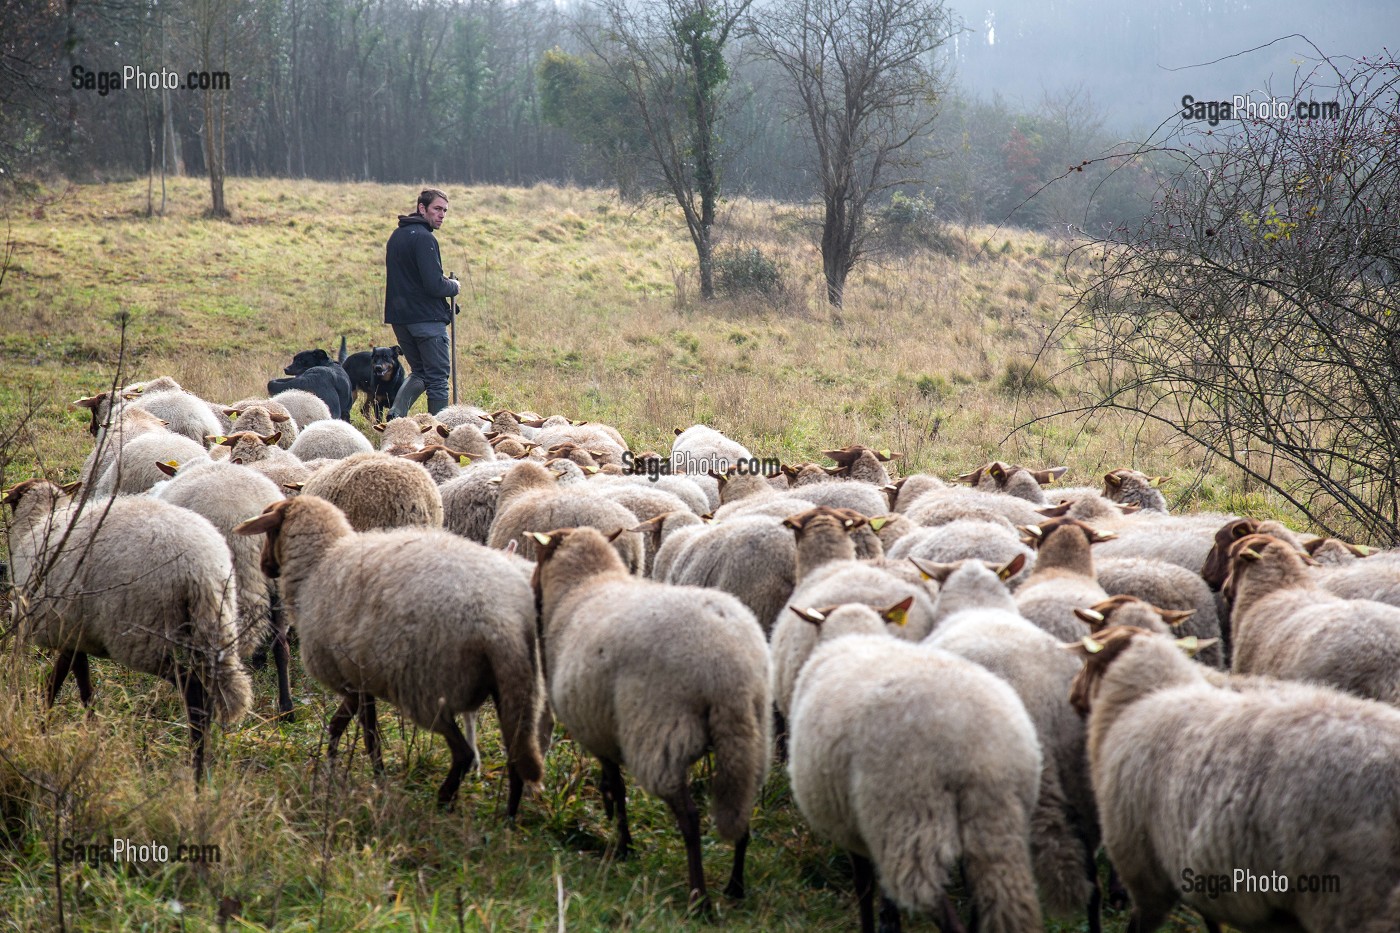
[389,322,451,417]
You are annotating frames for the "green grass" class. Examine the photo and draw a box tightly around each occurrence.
[0,175,1265,930]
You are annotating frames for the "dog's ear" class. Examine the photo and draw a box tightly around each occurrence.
[391,346,401,356]
[313,349,330,363]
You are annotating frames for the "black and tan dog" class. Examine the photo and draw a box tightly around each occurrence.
[343,344,405,422]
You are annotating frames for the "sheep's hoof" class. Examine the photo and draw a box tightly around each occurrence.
[274,707,297,725]
[722,879,745,900]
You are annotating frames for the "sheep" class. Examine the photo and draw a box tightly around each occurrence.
[1101,468,1169,513]
[867,512,914,553]
[530,525,770,912]
[1091,511,1245,577]
[153,462,294,717]
[1303,536,1373,566]
[1074,593,1195,635]
[788,603,1044,933]
[374,415,437,453]
[92,430,210,498]
[886,473,947,513]
[1222,533,1400,705]
[957,460,1067,504]
[1316,551,1400,608]
[233,495,545,811]
[1095,556,1224,667]
[5,479,252,780]
[924,560,1101,926]
[398,445,477,485]
[123,378,225,445]
[780,462,832,486]
[1013,516,1115,642]
[596,472,710,516]
[288,418,374,461]
[75,403,171,491]
[904,485,1048,530]
[296,451,443,532]
[1200,517,1308,590]
[486,460,641,569]
[822,445,900,485]
[271,388,333,428]
[771,597,913,724]
[670,424,753,476]
[888,517,1036,588]
[434,403,490,430]
[211,431,314,491]
[665,515,800,636]
[435,422,495,461]
[440,459,519,543]
[1068,625,1400,933]
[531,426,627,467]
[226,402,298,450]
[788,479,889,516]
[584,481,694,575]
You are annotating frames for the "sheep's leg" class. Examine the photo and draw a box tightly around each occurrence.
[271,600,294,722]
[723,830,749,899]
[1201,918,1223,933]
[357,695,384,774]
[1084,838,1103,933]
[773,708,789,763]
[1107,864,1130,910]
[326,694,358,757]
[72,653,93,707]
[506,764,525,822]
[878,895,903,933]
[851,852,877,933]
[435,716,477,810]
[45,650,77,707]
[182,674,211,783]
[599,759,632,858]
[661,783,710,915]
[935,895,965,933]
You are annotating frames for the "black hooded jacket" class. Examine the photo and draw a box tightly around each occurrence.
[383,213,459,325]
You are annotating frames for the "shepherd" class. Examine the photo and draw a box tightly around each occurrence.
[383,187,459,417]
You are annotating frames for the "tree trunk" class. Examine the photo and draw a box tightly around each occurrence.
[822,192,849,307]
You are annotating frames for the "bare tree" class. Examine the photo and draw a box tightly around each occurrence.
[577,0,751,299]
[184,0,252,217]
[1037,48,1400,543]
[747,0,956,306]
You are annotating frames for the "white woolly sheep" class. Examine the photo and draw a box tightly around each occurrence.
[296,451,443,531]
[821,445,901,485]
[665,515,800,636]
[1094,556,1224,668]
[93,430,210,498]
[234,496,545,811]
[1101,468,1169,513]
[226,402,298,450]
[440,459,519,543]
[435,422,495,461]
[925,560,1101,926]
[1069,625,1400,933]
[1222,533,1400,705]
[889,517,1036,588]
[531,525,771,912]
[154,462,293,717]
[788,605,1044,933]
[289,419,375,461]
[271,388,333,428]
[486,460,641,569]
[1014,517,1115,642]
[123,378,224,445]
[670,424,754,476]
[5,479,252,780]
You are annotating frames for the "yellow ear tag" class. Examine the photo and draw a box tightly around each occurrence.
[1081,636,1104,654]
[1176,636,1200,654]
[527,532,552,546]
[459,456,471,466]
[869,517,888,532]
[885,607,909,627]
[1357,545,1372,556]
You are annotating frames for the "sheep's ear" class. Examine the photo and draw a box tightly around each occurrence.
[1117,503,1142,515]
[1089,528,1116,543]
[868,516,889,532]
[1064,635,1105,656]
[1151,476,1168,487]
[588,449,608,458]
[373,422,388,433]
[1038,501,1072,517]
[606,528,628,542]
[483,430,498,440]
[908,556,957,583]
[881,596,915,626]
[997,553,1026,580]
[1238,547,1262,562]
[206,434,225,446]
[1355,544,1373,557]
[1103,471,1123,488]
[72,394,104,410]
[630,514,667,536]
[269,412,291,423]
[156,460,180,477]
[1175,636,1217,657]
[234,507,285,536]
[488,475,504,485]
[571,419,588,426]
[674,427,685,436]
[1232,521,1255,539]
[420,422,436,433]
[224,407,243,417]
[711,472,727,487]
[1161,609,1195,627]
[1074,607,1106,625]
[283,482,305,492]
[59,481,83,497]
[262,432,282,446]
[789,606,826,626]
[504,539,518,555]
[989,463,1007,482]
[1030,466,1067,485]
[436,425,451,438]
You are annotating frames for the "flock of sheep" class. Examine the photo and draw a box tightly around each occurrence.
[6,374,1400,933]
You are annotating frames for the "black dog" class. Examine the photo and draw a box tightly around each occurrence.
[266,342,354,422]
[343,344,405,423]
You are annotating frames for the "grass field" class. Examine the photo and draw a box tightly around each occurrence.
[0,176,1269,930]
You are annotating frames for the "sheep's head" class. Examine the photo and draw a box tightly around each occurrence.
[1019,516,1115,550]
[1200,518,1263,589]
[909,553,1025,586]
[1067,626,1215,715]
[1220,533,1318,607]
[3,478,79,513]
[1074,594,1193,634]
[233,498,297,578]
[783,505,867,536]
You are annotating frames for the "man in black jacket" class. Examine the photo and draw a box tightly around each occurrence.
[384,187,460,417]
